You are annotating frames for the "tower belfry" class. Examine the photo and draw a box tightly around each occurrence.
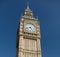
[16,3,42,57]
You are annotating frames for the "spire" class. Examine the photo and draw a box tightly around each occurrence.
[27,2,30,10]
[24,2,33,16]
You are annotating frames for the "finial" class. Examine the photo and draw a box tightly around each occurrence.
[27,2,30,9]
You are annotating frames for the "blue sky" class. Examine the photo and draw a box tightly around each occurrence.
[0,0,60,57]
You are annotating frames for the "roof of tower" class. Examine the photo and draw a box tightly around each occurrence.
[25,2,32,12]
[21,2,38,20]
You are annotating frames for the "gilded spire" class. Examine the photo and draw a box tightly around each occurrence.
[24,2,33,16]
[27,2,30,10]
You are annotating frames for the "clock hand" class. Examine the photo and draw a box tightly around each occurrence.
[29,27,31,28]
[29,27,32,31]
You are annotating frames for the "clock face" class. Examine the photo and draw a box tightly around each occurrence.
[24,23,36,32]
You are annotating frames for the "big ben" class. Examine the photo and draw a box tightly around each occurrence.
[16,3,42,57]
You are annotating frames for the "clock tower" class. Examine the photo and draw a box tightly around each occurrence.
[16,3,42,57]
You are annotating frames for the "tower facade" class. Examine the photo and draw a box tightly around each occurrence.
[16,4,42,57]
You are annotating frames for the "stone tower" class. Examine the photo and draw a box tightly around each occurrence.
[16,3,42,57]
